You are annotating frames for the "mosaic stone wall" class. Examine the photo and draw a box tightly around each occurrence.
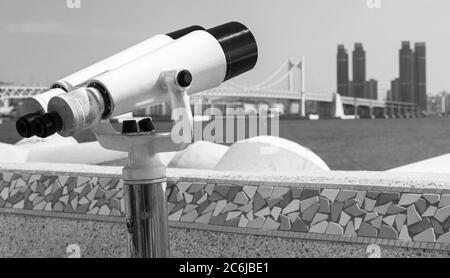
[0,172,124,216]
[1,170,450,251]
[166,182,450,249]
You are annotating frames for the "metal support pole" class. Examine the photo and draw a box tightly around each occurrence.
[123,148,169,258]
[124,180,169,258]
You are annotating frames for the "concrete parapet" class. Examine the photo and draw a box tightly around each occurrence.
[1,162,450,257]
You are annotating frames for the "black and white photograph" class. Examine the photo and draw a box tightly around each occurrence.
[0,0,450,261]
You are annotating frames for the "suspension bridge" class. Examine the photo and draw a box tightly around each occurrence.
[0,58,418,118]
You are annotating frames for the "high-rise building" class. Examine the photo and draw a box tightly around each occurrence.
[348,81,354,97]
[427,92,449,115]
[390,78,400,102]
[352,43,366,98]
[399,41,415,103]
[365,79,378,100]
[337,45,349,96]
[414,42,427,111]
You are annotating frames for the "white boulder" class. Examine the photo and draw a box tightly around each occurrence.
[168,141,229,169]
[214,136,329,173]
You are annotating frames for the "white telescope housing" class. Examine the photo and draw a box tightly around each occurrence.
[16,25,204,138]
[32,22,258,138]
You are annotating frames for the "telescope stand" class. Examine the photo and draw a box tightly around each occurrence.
[124,150,169,257]
[91,69,193,258]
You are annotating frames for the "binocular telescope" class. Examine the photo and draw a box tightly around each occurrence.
[16,21,258,139]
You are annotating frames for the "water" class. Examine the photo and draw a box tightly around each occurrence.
[1,117,449,171]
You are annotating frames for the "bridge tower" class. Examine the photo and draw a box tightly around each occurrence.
[288,56,306,117]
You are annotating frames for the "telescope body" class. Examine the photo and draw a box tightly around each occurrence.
[29,22,258,138]
[21,34,173,115]
[16,26,204,138]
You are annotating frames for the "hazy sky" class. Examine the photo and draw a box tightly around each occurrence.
[0,0,449,96]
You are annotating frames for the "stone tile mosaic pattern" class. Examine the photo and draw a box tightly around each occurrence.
[0,172,124,217]
[166,182,450,245]
[1,171,450,248]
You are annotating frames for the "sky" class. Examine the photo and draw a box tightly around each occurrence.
[0,0,449,96]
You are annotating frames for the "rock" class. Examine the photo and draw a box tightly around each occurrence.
[169,141,228,169]
[326,222,344,235]
[382,215,396,226]
[408,218,433,235]
[279,215,291,231]
[331,202,345,222]
[311,213,329,226]
[344,221,357,237]
[300,189,320,200]
[407,205,422,226]
[282,199,300,215]
[423,194,440,205]
[373,201,392,215]
[301,203,320,222]
[379,225,398,239]
[262,217,280,230]
[339,211,351,227]
[320,189,339,202]
[399,225,411,241]
[415,198,427,215]
[437,231,450,243]
[386,204,406,215]
[370,216,383,229]
[364,212,378,222]
[344,203,366,217]
[421,206,437,217]
[413,228,436,242]
[309,221,328,234]
[395,214,407,231]
[335,190,357,202]
[434,205,450,223]
[366,191,380,199]
[438,194,450,208]
[246,217,265,229]
[292,217,309,232]
[398,193,421,206]
[300,196,319,212]
[364,198,376,212]
[376,192,400,206]
[214,136,330,172]
[357,223,377,238]
[318,197,331,214]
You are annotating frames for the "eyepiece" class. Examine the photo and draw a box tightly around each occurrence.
[206,21,258,81]
[32,112,63,138]
[16,113,42,138]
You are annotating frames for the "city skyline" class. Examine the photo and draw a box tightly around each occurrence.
[0,0,449,96]
[387,41,427,111]
[337,43,378,100]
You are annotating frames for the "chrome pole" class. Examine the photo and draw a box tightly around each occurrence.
[123,150,169,258]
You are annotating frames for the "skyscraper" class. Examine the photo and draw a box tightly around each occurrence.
[391,78,400,101]
[414,42,427,111]
[337,45,349,96]
[352,43,366,98]
[399,41,415,103]
[365,79,378,100]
